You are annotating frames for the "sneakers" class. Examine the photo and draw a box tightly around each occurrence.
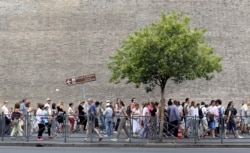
[37,137,44,141]
[237,136,244,139]
[103,135,108,137]
[125,138,130,142]
[111,138,118,142]
[99,137,103,142]
[113,131,118,134]
[184,135,189,138]
[133,134,138,138]
[83,139,89,142]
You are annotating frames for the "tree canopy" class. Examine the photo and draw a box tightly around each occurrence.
[108,11,222,141]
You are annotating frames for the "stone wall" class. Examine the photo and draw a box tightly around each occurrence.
[0,0,250,107]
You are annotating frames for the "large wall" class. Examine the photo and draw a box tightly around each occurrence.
[0,0,250,107]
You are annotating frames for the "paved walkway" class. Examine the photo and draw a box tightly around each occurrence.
[1,132,250,148]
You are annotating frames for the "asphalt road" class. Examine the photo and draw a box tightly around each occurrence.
[0,147,249,153]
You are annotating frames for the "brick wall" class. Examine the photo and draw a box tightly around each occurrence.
[0,0,249,108]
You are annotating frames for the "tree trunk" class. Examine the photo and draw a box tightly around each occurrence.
[159,86,165,142]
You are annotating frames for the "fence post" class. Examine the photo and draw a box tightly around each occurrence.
[220,116,223,144]
[194,116,197,144]
[1,112,4,142]
[89,115,93,143]
[26,115,29,142]
[64,114,67,143]
[129,116,132,143]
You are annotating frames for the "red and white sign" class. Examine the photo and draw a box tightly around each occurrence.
[66,74,96,86]
[75,74,96,84]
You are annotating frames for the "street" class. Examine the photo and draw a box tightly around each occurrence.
[0,147,249,153]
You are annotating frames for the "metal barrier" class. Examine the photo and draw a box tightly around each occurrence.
[0,113,248,144]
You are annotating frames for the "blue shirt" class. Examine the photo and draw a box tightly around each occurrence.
[103,107,113,122]
[20,102,27,116]
[88,104,96,121]
[168,104,180,122]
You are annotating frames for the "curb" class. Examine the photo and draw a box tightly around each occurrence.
[1,142,250,148]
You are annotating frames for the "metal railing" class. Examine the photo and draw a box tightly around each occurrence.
[0,113,248,144]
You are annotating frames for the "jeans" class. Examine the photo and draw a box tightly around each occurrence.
[99,115,105,131]
[105,118,113,136]
[115,118,120,131]
[139,117,148,138]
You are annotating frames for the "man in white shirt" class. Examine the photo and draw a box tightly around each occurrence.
[44,98,52,138]
[240,101,248,134]
[44,98,52,116]
[199,102,208,137]
[1,101,10,118]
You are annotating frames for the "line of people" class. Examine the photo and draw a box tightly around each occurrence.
[2,97,246,141]
[164,98,245,139]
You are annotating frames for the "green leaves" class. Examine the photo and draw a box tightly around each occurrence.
[108,11,222,90]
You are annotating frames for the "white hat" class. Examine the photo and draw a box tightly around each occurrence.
[46,98,51,101]
[106,100,111,103]
[106,103,110,107]
[4,101,8,103]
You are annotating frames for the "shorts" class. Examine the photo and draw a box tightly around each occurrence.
[68,117,75,125]
[241,117,248,125]
[208,120,216,130]
[200,119,208,130]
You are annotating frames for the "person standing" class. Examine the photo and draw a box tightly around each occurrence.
[57,101,66,133]
[168,100,181,137]
[131,103,141,137]
[139,102,149,139]
[45,98,52,116]
[240,101,248,135]
[78,101,87,134]
[1,101,11,135]
[111,101,130,142]
[199,102,208,138]
[10,102,24,140]
[103,102,113,137]
[51,103,58,137]
[224,101,243,138]
[84,98,103,142]
[68,103,75,133]
[99,102,106,133]
[20,98,28,136]
[114,100,122,133]
[36,103,45,141]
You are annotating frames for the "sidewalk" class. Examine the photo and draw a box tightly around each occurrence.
[1,132,250,148]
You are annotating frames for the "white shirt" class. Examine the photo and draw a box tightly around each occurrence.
[190,106,199,119]
[68,107,74,118]
[240,104,248,117]
[44,103,51,115]
[1,105,10,118]
[142,107,149,116]
[103,107,113,118]
[201,105,207,120]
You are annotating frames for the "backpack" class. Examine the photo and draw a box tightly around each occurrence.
[183,105,189,117]
[198,106,204,119]
[208,113,214,121]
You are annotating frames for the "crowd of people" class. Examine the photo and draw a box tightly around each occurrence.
[0,97,249,141]
[168,98,246,139]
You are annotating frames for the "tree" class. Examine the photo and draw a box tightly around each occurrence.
[108,11,222,142]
